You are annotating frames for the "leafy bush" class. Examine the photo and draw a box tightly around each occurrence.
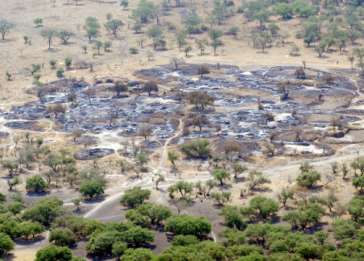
[26,175,47,193]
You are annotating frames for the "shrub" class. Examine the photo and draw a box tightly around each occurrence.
[26,175,47,194]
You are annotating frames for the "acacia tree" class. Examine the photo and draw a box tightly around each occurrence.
[209,29,223,55]
[0,19,15,40]
[105,19,123,37]
[41,28,58,50]
[58,30,74,45]
[132,0,156,24]
[176,30,187,49]
[147,25,164,50]
[212,168,230,186]
[84,17,100,42]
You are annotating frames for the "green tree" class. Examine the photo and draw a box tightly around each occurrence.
[132,0,156,24]
[292,0,316,18]
[176,30,187,49]
[303,18,320,47]
[64,57,72,70]
[353,175,364,193]
[84,17,100,42]
[221,206,246,230]
[247,171,270,191]
[33,18,43,27]
[121,226,154,247]
[212,168,230,186]
[296,170,321,188]
[296,242,322,260]
[209,29,223,55]
[1,159,19,177]
[147,25,164,50]
[184,10,202,34]
[112,241,127,257]
[181,139,210,160]
[0,19,15,40]
[22,197,63,227]
[58,30,74,45]
[127,203,171,227]
[274,3,294,20]
[0,232,14,256]
[120,187,151,208]
[41,28,57,49]
[168,181,193,199]
[86,230,124,257]
[18,221,45,240]
[26,175,47,194]
[348,196,364,223]
[248,196,279,221]
[283,202,325,230]
[36,245,73,261]
[211,0,227,25]
[211,191,231,206]
[332,219,357,240]
[278,187,294,208]
[105,19,123,37]
[49,228,76,247]
[165,215,211,238]
[79,179,105,200]
[168,150,178,168]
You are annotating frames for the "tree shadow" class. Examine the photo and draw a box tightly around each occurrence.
[26,191,50,197]
[14,235,46,246]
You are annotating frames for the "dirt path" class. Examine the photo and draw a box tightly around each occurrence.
[157,118,184,172]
